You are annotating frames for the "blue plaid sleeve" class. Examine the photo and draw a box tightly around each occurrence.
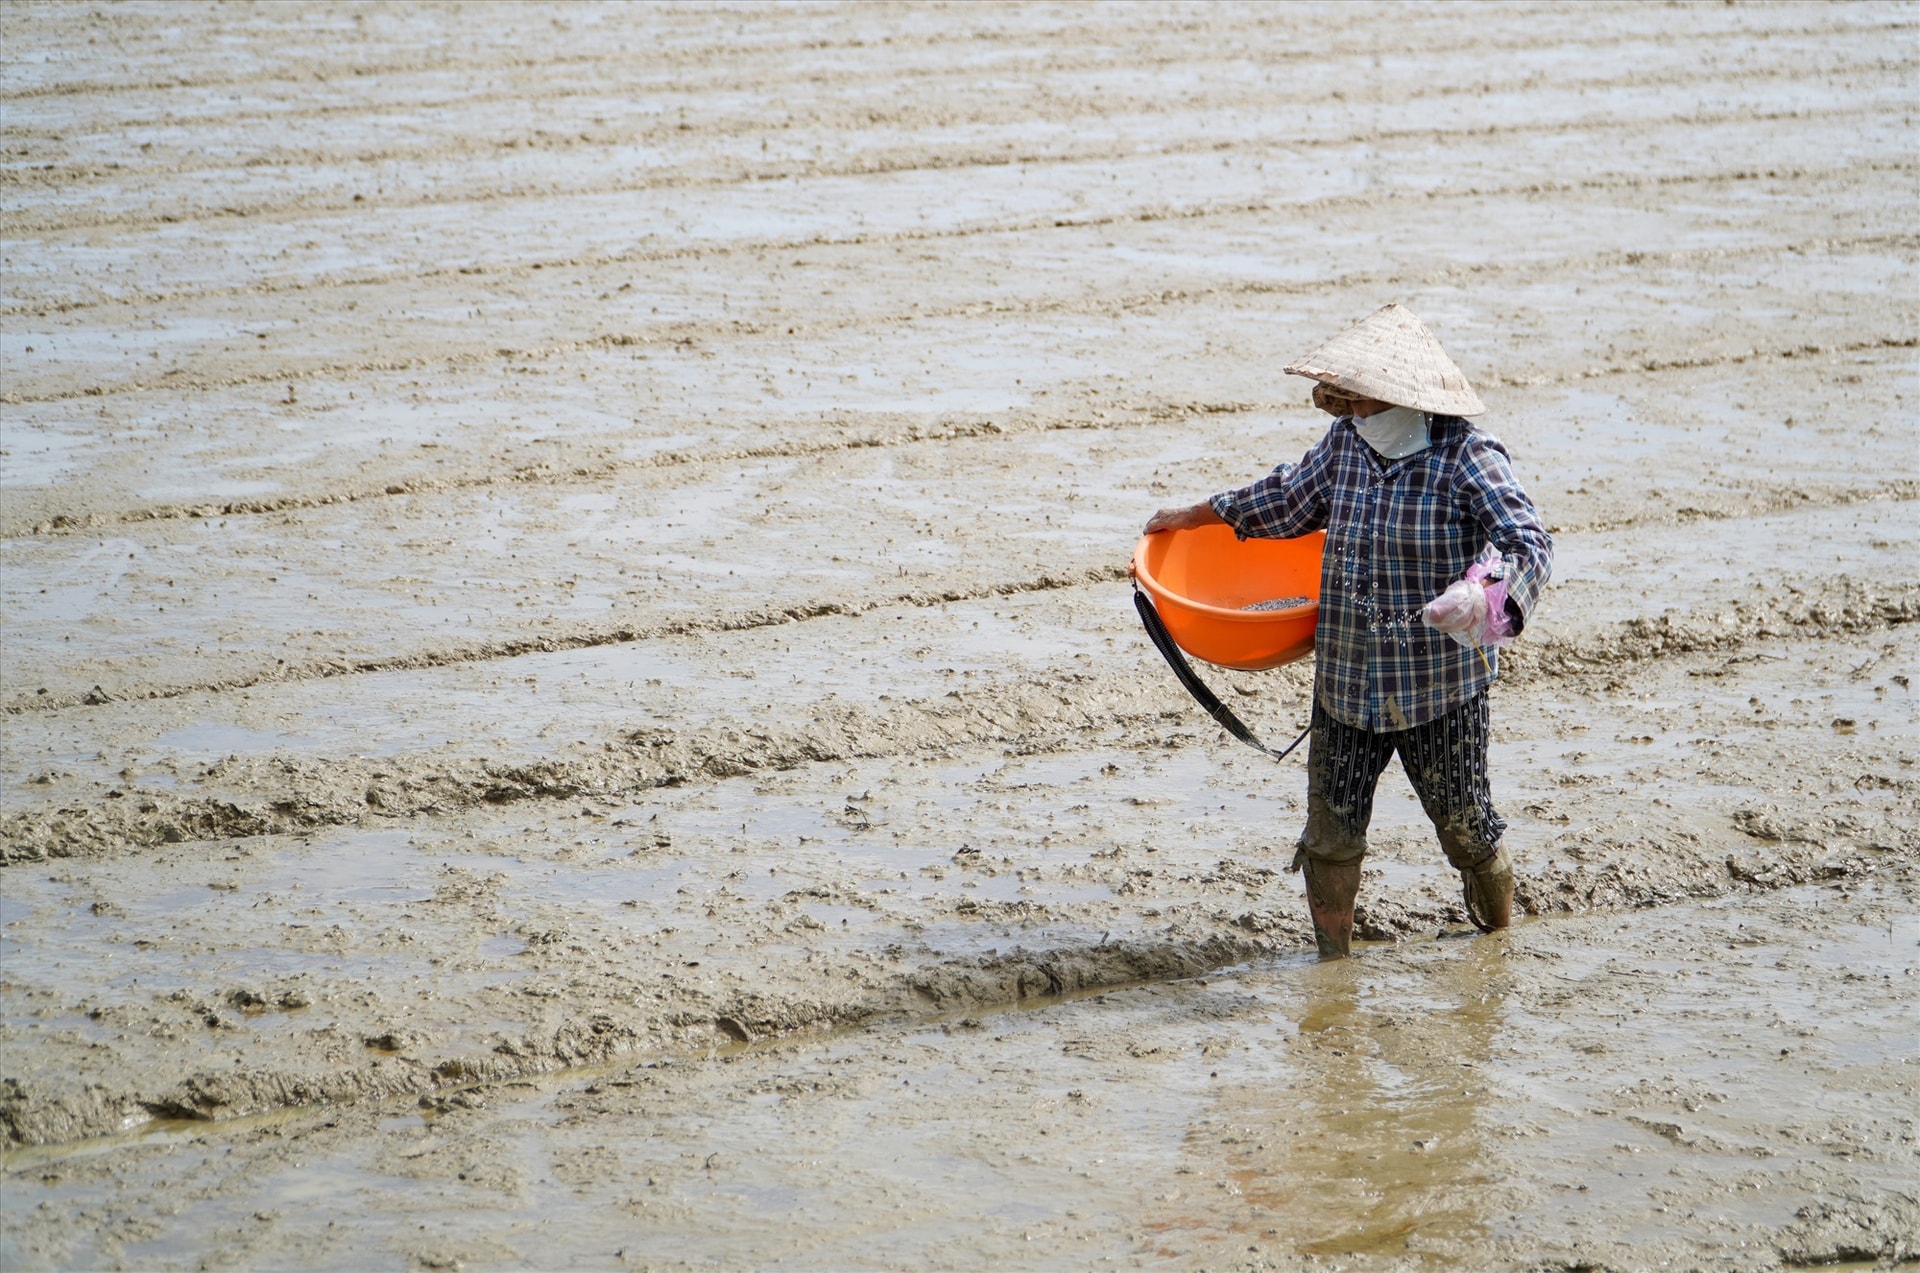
[1208,427,1334,540]
[1457,432,1553,631]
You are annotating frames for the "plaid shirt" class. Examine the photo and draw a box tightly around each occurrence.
[1210,415,1552,732]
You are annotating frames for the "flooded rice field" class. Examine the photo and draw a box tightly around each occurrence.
[2,2,1915,1269]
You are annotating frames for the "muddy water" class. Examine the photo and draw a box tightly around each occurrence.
[3,2,1917,1269]
[3,877,1912,1270]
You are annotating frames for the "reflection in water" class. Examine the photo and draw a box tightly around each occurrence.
[1155,940,1509,1264]
[1285,945,1504,1261]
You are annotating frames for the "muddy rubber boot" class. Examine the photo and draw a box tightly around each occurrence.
[1302,857,1363,959]
[1460,845,1513,933]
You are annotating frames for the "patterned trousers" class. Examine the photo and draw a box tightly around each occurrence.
[1292,691,1506,871]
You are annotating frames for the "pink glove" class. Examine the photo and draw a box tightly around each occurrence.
[1422,579,1488,638]
[1423,547,1515,649]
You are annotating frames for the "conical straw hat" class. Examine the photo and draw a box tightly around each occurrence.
[1284,303,1486,417]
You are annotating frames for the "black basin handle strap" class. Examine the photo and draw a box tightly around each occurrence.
[1133,584,1311,762]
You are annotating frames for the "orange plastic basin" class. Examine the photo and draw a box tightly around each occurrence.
[1132,525,1325,671]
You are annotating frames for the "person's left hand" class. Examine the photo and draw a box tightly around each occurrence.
[1422,579,1488,637]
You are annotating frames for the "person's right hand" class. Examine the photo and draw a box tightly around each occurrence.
[1143,502,1224,534]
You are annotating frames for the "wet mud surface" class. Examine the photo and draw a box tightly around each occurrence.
[3,878,1914,1271]
[2,2,1916,1268]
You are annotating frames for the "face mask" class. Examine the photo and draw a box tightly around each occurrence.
[1352,405,1430,459]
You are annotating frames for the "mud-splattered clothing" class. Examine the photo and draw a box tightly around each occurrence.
[1294,691,1505,868]
[1209,414,1552,732]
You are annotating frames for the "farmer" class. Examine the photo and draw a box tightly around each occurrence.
[1144,303,1553,958]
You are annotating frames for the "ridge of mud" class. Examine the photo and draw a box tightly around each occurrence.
[1775,1194,1920,1268]
[931,235,1920,326]
[1506,575,1920,683]
[7,10,1898,110]
[0,989,871,1152]
[5,515,1912,714]
[10,344,1913,542]
[0,563,1129,716]
[0,929,1268,1151]
[9,409,1107,535]
[11,51,1905,202]
[7,96,1907,239]
[1493,334,1920,390]
[0,665,1167,862]
[8,155,1908,322]
[2,844,1899,1153]
[1544,476,1919,537]
[6,575,1912,863]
